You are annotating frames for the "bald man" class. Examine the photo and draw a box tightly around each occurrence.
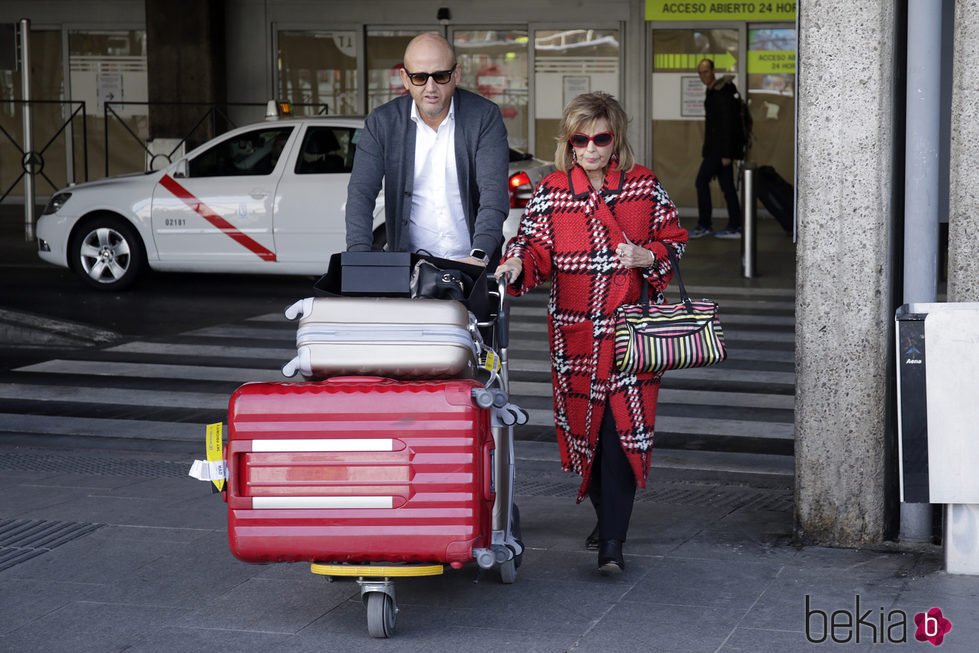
[345,33,509,268]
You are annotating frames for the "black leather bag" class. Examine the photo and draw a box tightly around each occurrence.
[410,259,466,301]
[314,251,489,320]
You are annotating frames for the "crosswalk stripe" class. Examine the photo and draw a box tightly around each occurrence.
[14,359,287,382]
[683,285,797,298]
[0,413,202,441]
[107,341,295,359]
[0,383,227,409]
[506,357,795,383]
[520,409,793,439]
[182,325,294,341]
[507,381,794,409]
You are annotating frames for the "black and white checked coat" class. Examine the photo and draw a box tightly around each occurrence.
[502,163,688,500]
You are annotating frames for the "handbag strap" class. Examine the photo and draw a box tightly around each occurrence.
[588,185,689,313]
[640,247,692,312]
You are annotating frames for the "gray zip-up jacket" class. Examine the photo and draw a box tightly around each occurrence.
[344,88,510,257]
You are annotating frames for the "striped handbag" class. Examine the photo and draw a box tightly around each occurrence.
[614,249,726,375]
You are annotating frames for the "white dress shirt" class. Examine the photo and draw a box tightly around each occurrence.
[407,99,469,259]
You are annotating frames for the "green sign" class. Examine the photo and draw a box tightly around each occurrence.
[647,1,797,21]
[747,50,795,74]
[654,51,737,71]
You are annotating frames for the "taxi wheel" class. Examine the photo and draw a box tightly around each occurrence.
[69,214,146,291]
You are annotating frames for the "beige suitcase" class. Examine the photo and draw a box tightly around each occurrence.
[281,296,478,379]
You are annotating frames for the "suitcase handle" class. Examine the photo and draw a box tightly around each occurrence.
[483,441,495,501]
[320,376,388,384]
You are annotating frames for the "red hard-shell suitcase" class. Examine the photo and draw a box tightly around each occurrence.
[226,377,494,565]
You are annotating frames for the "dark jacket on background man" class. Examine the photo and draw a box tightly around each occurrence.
[702,76,746,160]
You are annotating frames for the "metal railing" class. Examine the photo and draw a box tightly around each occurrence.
[0,99,88,204]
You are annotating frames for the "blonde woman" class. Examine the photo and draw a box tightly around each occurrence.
[496,92,688,574]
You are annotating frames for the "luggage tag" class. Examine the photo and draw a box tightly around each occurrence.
[480,350,500,374]
[188,422,227,493]
[480,349,503,390]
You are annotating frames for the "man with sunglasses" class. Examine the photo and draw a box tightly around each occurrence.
[345,33,509,269]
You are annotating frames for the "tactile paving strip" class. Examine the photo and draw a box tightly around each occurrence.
[0,519,104,572]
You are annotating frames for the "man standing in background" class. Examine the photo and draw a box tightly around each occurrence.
[690,57,747,240]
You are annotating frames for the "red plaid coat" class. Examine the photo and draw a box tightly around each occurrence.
[503,163,688,500]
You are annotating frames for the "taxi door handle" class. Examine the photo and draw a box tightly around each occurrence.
[250,189,268,200]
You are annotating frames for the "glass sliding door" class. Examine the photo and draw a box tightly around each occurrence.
[649,27,741,210]
[533,28,620,161]
[453,29,529,152]
[365,29,432,112]
[0,29,68,195]
[746,27,796,182]
[277,30,359,116]
[69,30,148,177]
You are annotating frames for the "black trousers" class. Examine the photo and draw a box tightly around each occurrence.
[695,156,742,231]
[588,407,637,542]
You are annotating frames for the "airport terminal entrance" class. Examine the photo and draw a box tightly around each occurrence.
[647,13,796,220]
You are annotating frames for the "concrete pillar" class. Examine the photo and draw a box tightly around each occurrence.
[948,1,979,303]
[794,2,898,546]
[145,0,227,146]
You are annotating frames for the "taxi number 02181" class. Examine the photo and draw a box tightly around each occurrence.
[164,218,186,227]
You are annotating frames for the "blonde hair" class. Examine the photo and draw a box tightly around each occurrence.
[553,92,635,173]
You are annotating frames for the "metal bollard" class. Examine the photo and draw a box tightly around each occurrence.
[741,163,757,279]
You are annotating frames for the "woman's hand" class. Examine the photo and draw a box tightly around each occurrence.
[494,257,523,284]
[615,241,654,269]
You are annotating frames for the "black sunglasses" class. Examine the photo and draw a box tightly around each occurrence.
[404,64,456,86]
[569,132,614,148]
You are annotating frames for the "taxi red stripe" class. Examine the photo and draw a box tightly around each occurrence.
[159,174,277,261]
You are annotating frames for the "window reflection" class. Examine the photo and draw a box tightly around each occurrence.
[189,127,294,177]
[278,31,358,116]
[534,29,620,160]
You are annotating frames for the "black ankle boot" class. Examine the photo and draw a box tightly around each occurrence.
[585,523,599,551]
[598,539,624,575]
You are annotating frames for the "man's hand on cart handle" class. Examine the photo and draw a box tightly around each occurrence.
[495,258,522,285]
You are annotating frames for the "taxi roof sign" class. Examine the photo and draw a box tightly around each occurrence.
[266,100,293,120]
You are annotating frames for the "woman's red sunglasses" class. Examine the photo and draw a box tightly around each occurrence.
[569,132,613,148]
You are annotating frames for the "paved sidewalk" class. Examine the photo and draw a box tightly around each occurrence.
[0,441,975,652]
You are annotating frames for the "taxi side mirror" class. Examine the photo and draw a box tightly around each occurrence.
[172,159,189,178]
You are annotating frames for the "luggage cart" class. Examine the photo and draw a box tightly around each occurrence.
[305,276,525,637]
[225,274,525,638]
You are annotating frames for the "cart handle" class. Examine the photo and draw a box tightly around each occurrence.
[494,275,509,349]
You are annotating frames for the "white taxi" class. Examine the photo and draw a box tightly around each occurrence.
[37,109,551,291]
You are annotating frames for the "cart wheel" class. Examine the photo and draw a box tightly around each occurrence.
[366,591,397,638]
[499,558,517,584]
